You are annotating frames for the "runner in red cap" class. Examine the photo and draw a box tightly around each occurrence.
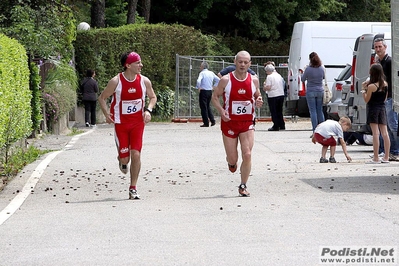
[99,51,157,200]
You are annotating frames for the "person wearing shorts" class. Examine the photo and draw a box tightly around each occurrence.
[362,63,390,164]
[98,51,157,199]
[212,50,263,197]
[312,117,352,163]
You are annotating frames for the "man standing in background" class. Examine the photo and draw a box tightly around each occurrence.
[196,61,220,127]
[374,38,399,161]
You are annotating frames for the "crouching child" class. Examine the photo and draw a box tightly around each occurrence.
[312,117,352,163]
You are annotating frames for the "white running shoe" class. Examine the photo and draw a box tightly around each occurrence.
[129,189,140,200]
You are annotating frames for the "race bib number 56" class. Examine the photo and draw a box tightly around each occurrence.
[122,100,142,114]
[232,100,252,115]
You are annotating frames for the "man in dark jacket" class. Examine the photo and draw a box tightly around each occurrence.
[374,38,399,160]
[80,69,99,127]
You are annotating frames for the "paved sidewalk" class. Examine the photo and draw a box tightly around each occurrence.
[0,120,398,266]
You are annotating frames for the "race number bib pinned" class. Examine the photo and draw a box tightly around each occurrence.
[122,100,143,114]
[232,100,252,115]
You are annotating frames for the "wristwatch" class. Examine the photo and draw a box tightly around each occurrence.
[145,108,153,114]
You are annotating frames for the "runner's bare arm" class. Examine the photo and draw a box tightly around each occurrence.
[144,77,157,110]
[212,76,230,121]
[253,77,263,107]
[98,75,118,123]
[143,77,157,123]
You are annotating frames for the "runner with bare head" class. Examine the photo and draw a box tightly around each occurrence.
[212,50,263,196]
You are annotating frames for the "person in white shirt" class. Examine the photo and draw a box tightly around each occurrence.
[263,64,285,131]
[196,61,220,127]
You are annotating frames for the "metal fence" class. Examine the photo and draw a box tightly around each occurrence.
[174,55,289,119]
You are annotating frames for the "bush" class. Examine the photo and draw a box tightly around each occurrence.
[43,93,60,123]
[74,23,230,120]
[0,145,48,191]
[0,34,32,164]
[30,62,43,135]
[43,60,77,132]
[153,88,175,121]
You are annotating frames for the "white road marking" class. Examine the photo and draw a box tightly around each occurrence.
[0,129,94,225]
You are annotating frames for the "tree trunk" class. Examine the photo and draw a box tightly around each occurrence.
[142,0,151,23]
[127,0,139,24]
[91,0,105,28]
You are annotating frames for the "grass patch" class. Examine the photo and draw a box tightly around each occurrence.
[0,146,49,191]
[68,127,84,136]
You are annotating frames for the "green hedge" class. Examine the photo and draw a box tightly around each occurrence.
[75,23,222,91]
[0,34,32,161]
[74,23,228,120]
[29,61,42,135]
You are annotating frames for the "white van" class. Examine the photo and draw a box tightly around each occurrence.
[339,32,391,133]
[286,21,391,117]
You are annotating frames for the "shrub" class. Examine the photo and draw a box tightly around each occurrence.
[43,60,77,132]
[74,23,229,121]
[0,34,32,164]
[30,62,43,135]
[153,88,175,121]
[43,93,60,123]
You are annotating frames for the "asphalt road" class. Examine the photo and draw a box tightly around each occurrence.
[0,119,398,266]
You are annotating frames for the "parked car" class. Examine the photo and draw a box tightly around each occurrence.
[326,64,352,121]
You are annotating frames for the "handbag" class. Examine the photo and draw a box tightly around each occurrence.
[322,66,332,104]
[323,84,332,104]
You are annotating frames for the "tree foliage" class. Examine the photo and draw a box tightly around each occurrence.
[0,1,76,60]
[0,0,392,43]
[105,0,127,27]
[321,0,390,22]
[149,0,389,41]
